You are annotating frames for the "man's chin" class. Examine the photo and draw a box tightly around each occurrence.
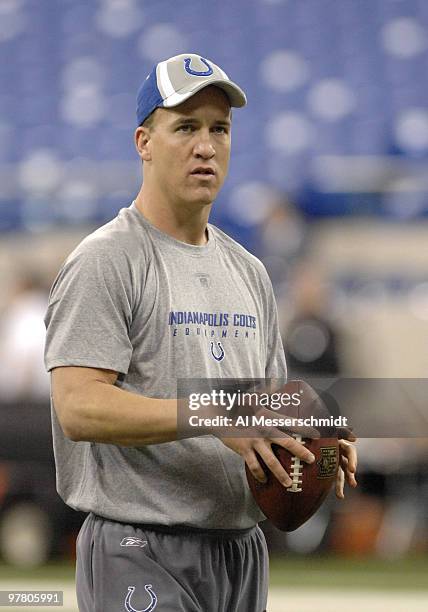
[187,187,218,206]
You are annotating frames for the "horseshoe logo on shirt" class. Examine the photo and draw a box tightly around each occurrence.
[210,340,225,362]
[125,585,157,612]
[184,56,213,77]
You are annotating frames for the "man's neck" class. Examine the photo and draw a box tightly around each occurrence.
[134,187,212,246]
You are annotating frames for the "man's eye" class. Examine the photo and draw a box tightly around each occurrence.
[213,126,228,134]
[178,125,194,132]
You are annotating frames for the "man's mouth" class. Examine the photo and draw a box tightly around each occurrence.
[190,167,216,177]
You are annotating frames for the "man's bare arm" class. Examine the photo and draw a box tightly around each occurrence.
[51,366,177,446]
[51,366,341,490]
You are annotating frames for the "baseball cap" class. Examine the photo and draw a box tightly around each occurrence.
[136,53,247,126]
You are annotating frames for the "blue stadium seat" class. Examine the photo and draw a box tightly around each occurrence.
[0,0,427,232]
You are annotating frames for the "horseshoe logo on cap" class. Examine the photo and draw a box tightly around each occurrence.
[184,57,213,77]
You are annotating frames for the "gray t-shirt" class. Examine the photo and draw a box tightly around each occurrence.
[44,202,287,529]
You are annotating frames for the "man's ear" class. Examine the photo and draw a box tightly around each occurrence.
[135,126,152,162]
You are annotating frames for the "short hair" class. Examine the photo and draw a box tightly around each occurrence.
[141,110,156,130]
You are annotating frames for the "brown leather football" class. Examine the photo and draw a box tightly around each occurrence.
[245,380,339,531]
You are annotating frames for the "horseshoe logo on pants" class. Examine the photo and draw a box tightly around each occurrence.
[125,585,157,612]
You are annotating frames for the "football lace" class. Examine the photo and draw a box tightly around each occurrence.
[286,434,306,493]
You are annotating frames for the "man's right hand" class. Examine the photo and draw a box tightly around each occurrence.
[220,431,315,488]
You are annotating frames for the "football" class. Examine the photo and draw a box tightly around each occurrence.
[245,380,339,532]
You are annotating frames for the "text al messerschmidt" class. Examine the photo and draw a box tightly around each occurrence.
[188,415,349,428]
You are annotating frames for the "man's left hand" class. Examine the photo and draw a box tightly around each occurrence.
[336,438,358,499]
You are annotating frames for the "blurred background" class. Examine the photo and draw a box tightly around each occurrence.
[1,0,428,610]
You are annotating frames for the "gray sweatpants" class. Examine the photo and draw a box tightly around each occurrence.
[76,513,268,612]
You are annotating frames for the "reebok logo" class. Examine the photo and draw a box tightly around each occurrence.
[120,537,148,548]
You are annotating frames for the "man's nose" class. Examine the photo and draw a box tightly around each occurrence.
[193,131,215,159]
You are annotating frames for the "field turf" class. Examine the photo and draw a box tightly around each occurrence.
[1,555,427,591]
[269,555,428,590]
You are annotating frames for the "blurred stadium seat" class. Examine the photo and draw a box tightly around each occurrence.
[0,0,427,235]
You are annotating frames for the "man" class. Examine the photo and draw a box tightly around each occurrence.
[44,54,357,612]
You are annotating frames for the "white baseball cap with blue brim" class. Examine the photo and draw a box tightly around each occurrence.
[136,53,247,126]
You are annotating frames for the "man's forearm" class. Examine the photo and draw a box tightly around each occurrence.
[56,380,178,446]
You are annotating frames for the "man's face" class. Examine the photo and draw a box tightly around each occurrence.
[139,86,232,208]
